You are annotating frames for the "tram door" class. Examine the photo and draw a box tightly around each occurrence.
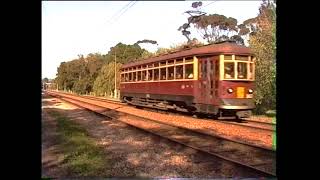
[199,57,215,105]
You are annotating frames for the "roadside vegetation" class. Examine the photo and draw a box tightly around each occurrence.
[47,110,110,177]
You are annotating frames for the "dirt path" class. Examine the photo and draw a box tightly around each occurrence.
[42,96,71,177]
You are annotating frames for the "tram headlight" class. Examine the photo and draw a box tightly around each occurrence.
[248,89,253,94]
[227,88,233,93]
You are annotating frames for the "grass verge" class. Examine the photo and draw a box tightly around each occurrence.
[47,110,110,177]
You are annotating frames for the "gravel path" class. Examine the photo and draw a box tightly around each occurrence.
[54,92,273,149]
[42,94,263,178]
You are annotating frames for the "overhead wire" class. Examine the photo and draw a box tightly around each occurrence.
[108,1,138,26]
[107,1,134,24]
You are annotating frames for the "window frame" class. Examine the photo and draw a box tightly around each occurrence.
[220,54,255,81]
[120,56,199,83]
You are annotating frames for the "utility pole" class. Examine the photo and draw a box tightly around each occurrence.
[114,51,117,99]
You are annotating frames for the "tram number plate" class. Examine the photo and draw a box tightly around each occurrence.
[237,87,245,98]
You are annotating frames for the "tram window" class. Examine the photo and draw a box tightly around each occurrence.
[210,62,214,75]
[185,64,194,79]
[121,74,125,82]
[129,73,132,81]
[168,66,174,80]
[185,57,193,63]
[160,68,166,80]
[236,55,248,61]
[237,62,248,79]
[176,59,183,64]
[148,69,153,81]
[160,61,166,66]
[154,62,159,67]
[224,55,233,60]
[249,63,254,79]
[224,62,235,79]
[154,69,159,80]
[203,60,207,76]
[133,72,137,81]
[147,63,153,68]
[137,71,141,81]
[125,73,129,82]
[142,71,147,81]
[175,65,183,79]
[215,61,219,76]
[168,60,174,65]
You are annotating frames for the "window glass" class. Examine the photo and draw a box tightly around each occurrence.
[154,69,159,80]
[185,64,194,79]
[142,71,147,81]
[185,57,193,63]
[249,63,254,79]
[215,61,219,77]
[168,66,174,80]
[203,60,207,77]
[125,73,129,82]
[176,59,183,64]
[160,68,166,80]
[129,73,132,81]
[148,70,153,81]
[167,60,174,65]
[160,61,166,66]
[224,62,235,79]
[121,74,125,82]
[210,61,214,76]
[224,55,233,60]
[175,65,183,79]
[137,71,141,81]
[235,55,248,61]
[199,61,202,79]
[237,62,248,79]
[133,72,137,81]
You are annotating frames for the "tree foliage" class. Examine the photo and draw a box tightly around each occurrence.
[55,43,148,95]
[178,2,254,45]
[55,53,105,94]
[105,43,147,64]
[249,0,276,114]
[42,77,49,83]
[93,62,122,96]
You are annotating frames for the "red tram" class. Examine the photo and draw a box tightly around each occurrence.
[119,42,255,118]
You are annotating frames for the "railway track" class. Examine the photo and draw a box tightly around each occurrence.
[46,91,276,177]
[54,91,275,132]
[211,118,275,132]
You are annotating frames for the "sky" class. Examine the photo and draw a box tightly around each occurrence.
[42,1,262,79]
